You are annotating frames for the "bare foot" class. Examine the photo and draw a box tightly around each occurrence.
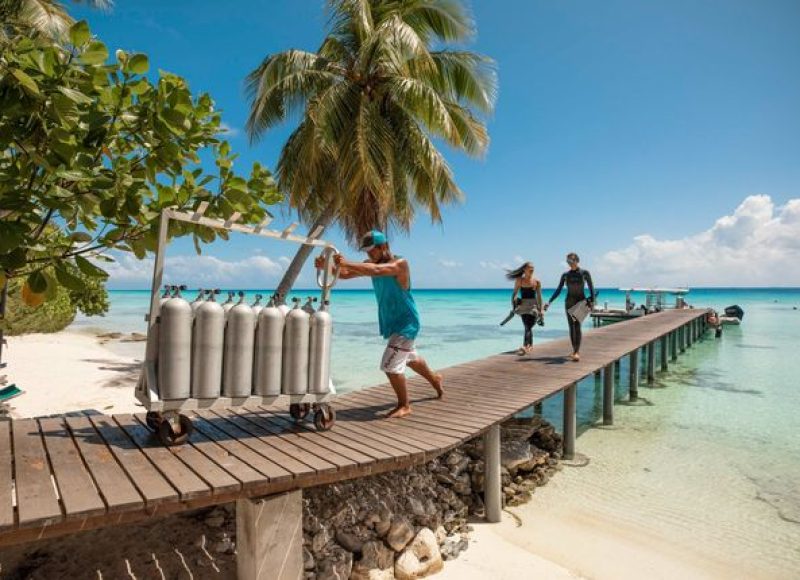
[431,373,444,399]
[516,347,526,356]
[524,345,533,354]
[571,352,580,362]
[386,405,412,419]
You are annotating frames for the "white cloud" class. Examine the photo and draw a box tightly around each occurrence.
[218,122,239,137]
[438,259,462,269]
[596,195,800,286]
[104,253,294,288]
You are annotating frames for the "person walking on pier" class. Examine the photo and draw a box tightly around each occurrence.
[317,230,443,418]
[506,262,544,355]
[544,253,595,361]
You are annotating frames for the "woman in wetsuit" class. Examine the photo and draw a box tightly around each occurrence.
[544,253,595,361]
[507,262,544,355]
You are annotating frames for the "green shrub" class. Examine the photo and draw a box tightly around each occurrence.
[2,277,75,335]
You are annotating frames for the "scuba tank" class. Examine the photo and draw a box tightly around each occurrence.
[158,285,192,400]
[145,285,176,368]
[253,297,285,396]
[191,289,224,399]
[191,288,206,313]
[281,297,310,394]
[222,291,236,315]
[274,292,291,316]
[301,297,317,314]
[251,294,264,317]
[308,299,332,394]
[222,292,256,397]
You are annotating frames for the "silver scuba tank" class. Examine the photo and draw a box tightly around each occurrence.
[191,288,206,313]
[191,289,224,399]
[253,297,285,396]
[222,292,256,397]
[158,285,192,400]
[274,292,291,317]
[222,291,235,315]
[251,293,264,317]
[301,297,317,314]
[308,299,333,394]
[281,297,310,394]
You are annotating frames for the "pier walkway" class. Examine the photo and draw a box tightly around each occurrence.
[0,309,709,576]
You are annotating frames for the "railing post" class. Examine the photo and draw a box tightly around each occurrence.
[629,349,639,401]
[660,335,668,372]
[603,363,614,425]
[237,491,303,580]
[562,383,577,460]
[484,424,502,523]
[647,341,656,384]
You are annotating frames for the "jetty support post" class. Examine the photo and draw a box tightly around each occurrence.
[614,359,621,378]
[629,349,639,401]
[237,490,303,580]
[671,330,678,362]
[647,341,656,384]
[603,363,614,425]
[484,423,502,523]
[679,325,686,353]
[688,322,694,347]
[563,383,577,460]
[660,335,668,372]
[533,401,543,415]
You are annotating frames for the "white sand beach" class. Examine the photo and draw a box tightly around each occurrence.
[3,331,144,419]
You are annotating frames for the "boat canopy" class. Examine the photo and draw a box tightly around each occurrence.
[618,287,690,295]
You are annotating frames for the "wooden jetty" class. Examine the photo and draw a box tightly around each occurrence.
[0,309,709,578]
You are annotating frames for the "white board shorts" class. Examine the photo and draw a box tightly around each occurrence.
[380,334,418,374]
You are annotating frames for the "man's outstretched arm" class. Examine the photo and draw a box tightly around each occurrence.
[339,258,407,278]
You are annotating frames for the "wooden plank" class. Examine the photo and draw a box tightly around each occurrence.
[265,413,380,464]
[114,414,209,501]
[132,415,240,496]
[38,417,105,520]
[0,422,14,530]
[233,408,340,473]
[12,419,62,528]
[65,416,143,514]
[189,413,293,483]
[88,414,177,506]
[208,409,322,477]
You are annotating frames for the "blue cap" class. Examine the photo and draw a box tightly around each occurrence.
[359,230,387,250]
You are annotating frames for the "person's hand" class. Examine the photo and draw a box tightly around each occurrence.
[333,253,345,266]
[314,255,325,270]
[543,303,549,311]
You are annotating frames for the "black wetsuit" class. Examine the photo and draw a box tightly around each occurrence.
[519,286,538,347]
[548,268,595,353]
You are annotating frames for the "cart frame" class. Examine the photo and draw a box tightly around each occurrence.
[135,203,337,415]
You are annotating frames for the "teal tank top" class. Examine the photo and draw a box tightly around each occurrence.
[371,274,421,340]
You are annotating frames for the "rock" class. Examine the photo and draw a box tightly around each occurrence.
[303,547,315,571]
[335,529,364,554]
[204,515,225,528]
[317,547,353,580]
[452,473,471,496]
[394,528,443,579]
[407,497,426,517]
[450,456,470,477]
[214,533,235,555]
[386,517,415,552]
[350,540,396,579]
[434,526,447,545]
[501,439,534,474]
[312,527,331,555]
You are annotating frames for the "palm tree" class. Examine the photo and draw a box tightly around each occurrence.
[1,0,112,39]
[246,0,496,298]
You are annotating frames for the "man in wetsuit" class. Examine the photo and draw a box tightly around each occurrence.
[317,230,443,418]
[544,253,595,361]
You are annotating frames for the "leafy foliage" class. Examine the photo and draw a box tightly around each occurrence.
[2,275,75,335]
[0,21,282,309]
[1,0,113,40]
[246,0,497,243]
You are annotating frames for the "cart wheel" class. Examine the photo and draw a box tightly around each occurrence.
[145,411,163,432]
[314,405,336,431]
[157,414,193,446]
[290,403,311,422]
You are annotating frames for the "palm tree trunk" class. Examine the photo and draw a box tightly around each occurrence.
[273,201,338,302]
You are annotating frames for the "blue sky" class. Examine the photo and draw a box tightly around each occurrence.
[74,0,800,289]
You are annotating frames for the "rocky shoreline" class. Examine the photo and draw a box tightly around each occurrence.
[304,414,562,579]
[0,415,561,579]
